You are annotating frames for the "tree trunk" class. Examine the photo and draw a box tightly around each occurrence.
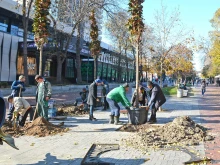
[160,62,163,87]
[117,57,121,82]
[56,55,62,84]
[39,46,43,76]
[125,48,129,82]
[94,57,97,80]
[22,18,29,85]
[135,42,140,108]
[76,24,82,83]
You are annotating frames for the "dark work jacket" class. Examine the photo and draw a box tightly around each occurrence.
[87,82,97,106]
[148,84,166,109]
[131,89,147,106]
[11,80,26,97]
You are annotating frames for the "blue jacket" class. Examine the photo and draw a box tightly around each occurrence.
[11,80,26,97]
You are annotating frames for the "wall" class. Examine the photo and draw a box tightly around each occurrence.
[0,32,19,81]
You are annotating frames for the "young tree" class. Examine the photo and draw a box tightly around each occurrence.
[33,0,51,76]
[89,10,101,80]
[127,0,145,108]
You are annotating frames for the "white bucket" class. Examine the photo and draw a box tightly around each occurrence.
[177,89,183,98]
[183,90,188,97]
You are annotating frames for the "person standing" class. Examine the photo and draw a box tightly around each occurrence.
[102,79,109,110]
[106,83,133,125]
[8,75,26,121]
[35,75,52,121]
[201,80,206,96]
[147,81,166,123]
[87,79,103,121]
[11,75,26,97]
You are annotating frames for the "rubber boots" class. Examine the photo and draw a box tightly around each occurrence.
[114,116,123,125]
[89,115,97,121]
[109,115,114,124]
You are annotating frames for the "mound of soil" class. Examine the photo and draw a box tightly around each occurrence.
[24,117,68,137]
[1,117,68,137]
[56,104,88,116]
[122,116,214,150]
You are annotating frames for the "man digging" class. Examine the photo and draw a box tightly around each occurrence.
[7,95,34,127]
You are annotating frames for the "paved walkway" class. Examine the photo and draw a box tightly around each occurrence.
[0,85,219,165]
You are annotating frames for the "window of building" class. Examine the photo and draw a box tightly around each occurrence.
[0,16,9,32]
[17,56,37,75]
[65,58,74,78]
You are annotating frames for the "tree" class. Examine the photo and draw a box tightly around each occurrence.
[105,10,133,82]
[13,0,34,85]
[127,0,145,108]
[33,0,51,76]
[149,4,193,87]
[49,0,121,83]
[89,10,101,80]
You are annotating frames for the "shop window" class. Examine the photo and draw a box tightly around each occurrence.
[17,56,37,75]
[65,59,74,78]
[0,16,9,32]
[11,25,18,36]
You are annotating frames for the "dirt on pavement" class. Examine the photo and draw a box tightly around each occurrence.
[2,117,69,137]
[56,104,88,116]
[121,116,214,150]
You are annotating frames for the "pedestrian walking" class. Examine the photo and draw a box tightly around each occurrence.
[35,75,52,121]
[87,79,103,121]
[7,95,34,127]
[106,83,133,125]
[147,81,166,123]
[131,86,147,106]
[201,80,206,96]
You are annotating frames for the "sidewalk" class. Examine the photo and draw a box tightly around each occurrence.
[0,85,219,165]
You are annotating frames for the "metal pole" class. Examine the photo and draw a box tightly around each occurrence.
[87,55,89,83]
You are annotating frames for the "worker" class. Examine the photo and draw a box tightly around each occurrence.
[106,83,133,125]
[7,95,34,127]
[147,81,166,123]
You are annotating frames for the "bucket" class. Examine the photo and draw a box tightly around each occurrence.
[177,89,183,98]
[48,100,55,108]
[48,108,57,118]
[183,90,188,97]
[127,107,148,125]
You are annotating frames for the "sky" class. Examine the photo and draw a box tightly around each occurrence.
[142,0,220,71]
[102,0,220,71]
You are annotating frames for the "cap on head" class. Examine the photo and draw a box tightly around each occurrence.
[7,95,13,102]
[95,79,102,84]
[35,75,43,80]
[19,75,25,80]
[122,83,129,88]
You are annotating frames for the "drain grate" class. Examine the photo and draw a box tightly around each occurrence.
[81,144,119,165]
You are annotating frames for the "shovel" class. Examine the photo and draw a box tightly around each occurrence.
[0,128,19,150]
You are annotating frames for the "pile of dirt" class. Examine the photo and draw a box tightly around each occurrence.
[1,121,25,137]
[1,117,68,137]
[56,104,88,116]
[24,117,69,137]
[122,116,214,150]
